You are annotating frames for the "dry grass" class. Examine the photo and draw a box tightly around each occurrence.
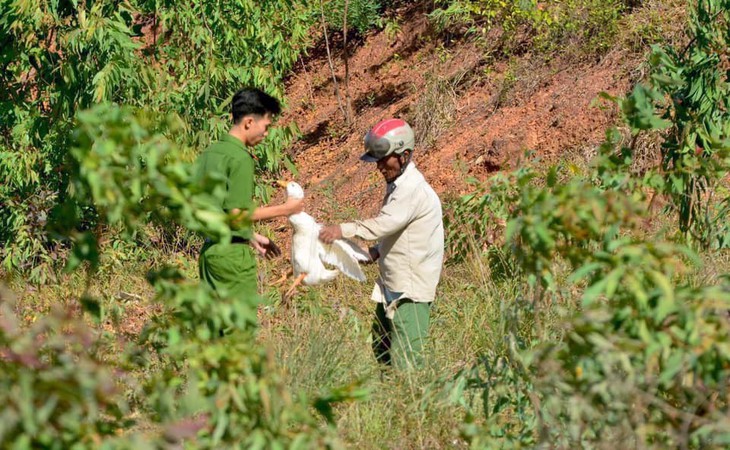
[258,254,507,449]
[7,234,514,449]
[410,73,460,150]
[619,0,690,53]
[6,213,730,448]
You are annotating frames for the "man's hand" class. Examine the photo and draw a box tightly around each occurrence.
[366,246,380,264]
[319,224,343,244]
[229,208,250,229]
[251,233,282,259]
[285,197,304,215]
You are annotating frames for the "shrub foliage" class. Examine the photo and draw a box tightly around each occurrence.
[0,0,313,279]
[447,0,730,446]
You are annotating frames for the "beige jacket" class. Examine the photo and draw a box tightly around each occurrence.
[341,163,444,317]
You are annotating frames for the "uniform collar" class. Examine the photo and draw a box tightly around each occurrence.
[222,133,258,160]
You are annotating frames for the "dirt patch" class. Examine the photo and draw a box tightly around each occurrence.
[275,5,647,229]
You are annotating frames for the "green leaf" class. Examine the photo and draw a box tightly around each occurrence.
[65,232,100,273]
[80,295,103,321]
[568,262,603,284]
[649,270,676,322]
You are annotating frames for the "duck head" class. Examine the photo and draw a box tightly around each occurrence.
[277,180,305,200]
[276,180,314,229]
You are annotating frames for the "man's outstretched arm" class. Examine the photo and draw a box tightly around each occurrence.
[230,197,304,228]
[320,196,412,243]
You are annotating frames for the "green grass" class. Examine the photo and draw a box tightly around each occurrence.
[6,215,730,448]
[258,245,576,448]
[6,238,519,448]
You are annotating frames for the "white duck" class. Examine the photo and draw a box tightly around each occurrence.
[276,181,371,299]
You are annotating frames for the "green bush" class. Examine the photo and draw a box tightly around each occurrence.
[1,101,354,448]
[0,0,313,280]
[0,291,137,449]
[321,0,383,34]
[445,1,730,446]
[428,0,635,56]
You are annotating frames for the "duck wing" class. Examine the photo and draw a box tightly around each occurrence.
[319,239,369,282]
[334,238,371,262]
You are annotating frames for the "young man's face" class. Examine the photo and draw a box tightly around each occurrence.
[243,113,273,146]
[376,153,403,183]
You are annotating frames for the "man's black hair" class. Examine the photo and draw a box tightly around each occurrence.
[231,88,281,124]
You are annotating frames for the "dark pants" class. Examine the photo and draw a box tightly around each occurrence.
[372,300,431,370]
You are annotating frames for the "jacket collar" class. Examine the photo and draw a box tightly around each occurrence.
[387,162,418,195]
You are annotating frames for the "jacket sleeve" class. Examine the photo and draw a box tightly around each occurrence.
[341,191,413,241]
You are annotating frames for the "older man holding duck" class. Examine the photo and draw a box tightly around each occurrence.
[320,118,444,370]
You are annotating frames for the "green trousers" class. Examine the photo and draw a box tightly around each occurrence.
[199,241,258,303]
[372,300,431,370]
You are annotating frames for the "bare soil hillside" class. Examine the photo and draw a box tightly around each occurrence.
[275,2,685,224]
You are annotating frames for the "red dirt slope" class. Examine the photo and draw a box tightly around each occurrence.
[277,6,654,222]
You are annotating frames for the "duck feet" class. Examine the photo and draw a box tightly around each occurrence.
[271,269,292,287]
[282,272,307,305]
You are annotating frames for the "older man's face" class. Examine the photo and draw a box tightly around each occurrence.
[376,153,402,183]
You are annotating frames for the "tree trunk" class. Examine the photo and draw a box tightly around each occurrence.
[319,0,346,121]
[342,0,354,126]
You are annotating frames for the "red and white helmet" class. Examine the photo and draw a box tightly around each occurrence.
[361,118,415,162]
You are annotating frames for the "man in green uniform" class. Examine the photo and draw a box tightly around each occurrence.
[196,88,303,303]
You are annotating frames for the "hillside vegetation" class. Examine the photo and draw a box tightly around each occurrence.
[1,0,729,448]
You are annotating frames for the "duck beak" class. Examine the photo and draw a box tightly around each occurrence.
[276,180,289,189]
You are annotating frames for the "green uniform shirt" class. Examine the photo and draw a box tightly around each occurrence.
[195,134,255,240]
